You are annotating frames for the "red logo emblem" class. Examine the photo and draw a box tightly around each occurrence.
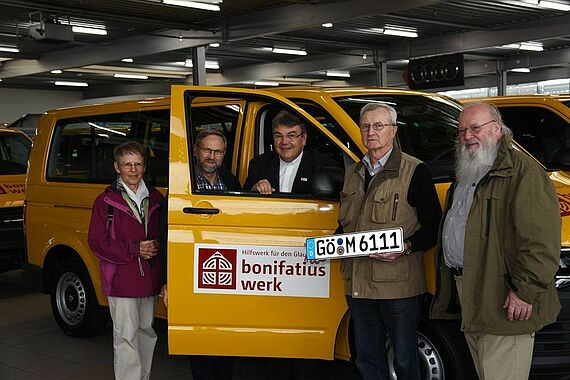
[558,194,570,217]
[197,248,237,289]
[0,185,6,195]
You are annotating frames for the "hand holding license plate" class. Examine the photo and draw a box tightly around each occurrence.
[306,227,404,260]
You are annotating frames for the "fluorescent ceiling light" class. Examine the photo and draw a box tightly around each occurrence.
[519,42,544,51]
[89,122,127,136]
[51,69,62,74]
[510,68,531,73]
[322,22,333,28]
[253,81,279,86]
[162,0,221,11]
[184,59,220,69]
[55,81,88,87]
[499,41,543,51]
[269,47,307,56]
[209,42,220,48]
[538,0,570,11]
[383,25,418,38]
[72,26,107,35]
[0,46,19,53]
[114,73,148,79]
[121,58,134,63]
[326,70,351,78]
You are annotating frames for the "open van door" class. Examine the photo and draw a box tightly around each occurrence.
[167,86,357,359]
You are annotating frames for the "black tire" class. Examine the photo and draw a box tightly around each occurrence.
[416,318,477,380]
[50,258,109,337]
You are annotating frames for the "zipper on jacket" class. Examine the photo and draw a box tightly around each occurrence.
[392,193,399,221]
[138,257,145,277]
[485,199,491,237]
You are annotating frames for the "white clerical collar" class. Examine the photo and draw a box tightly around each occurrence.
[279,150,304,167]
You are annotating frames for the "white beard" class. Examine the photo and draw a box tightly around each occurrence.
[455,139,499,184]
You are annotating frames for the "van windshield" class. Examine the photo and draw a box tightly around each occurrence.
[334,95,461,181]
[0,132,31,175]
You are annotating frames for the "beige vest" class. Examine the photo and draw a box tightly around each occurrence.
[338,149,425,299]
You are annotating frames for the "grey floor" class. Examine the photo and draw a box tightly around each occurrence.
[0,270,359,380]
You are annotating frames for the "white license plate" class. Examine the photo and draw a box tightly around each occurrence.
[306,227,404,260]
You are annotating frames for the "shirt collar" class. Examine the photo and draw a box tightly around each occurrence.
[363,147,393,176]
[279,150,304,167]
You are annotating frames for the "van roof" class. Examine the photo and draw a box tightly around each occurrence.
[43,86,461,115]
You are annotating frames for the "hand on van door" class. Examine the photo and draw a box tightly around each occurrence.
[251,179,275,195]
[160,285,168,307]
[139,239,159,260]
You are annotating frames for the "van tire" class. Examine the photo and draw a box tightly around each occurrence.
[416,319,477,380]
[50,258,109,337]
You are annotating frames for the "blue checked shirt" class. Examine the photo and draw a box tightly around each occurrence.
[195,171,228,191]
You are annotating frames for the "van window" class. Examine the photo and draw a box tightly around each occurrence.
[498,106,569,170]
[0,132,31,174]
[46,110,169,186]
[335,95,461,181]
[256,106,351,171]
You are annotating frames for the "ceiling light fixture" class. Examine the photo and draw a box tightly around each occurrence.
[383,25,418,38]
[162,0,221,11]
[253,81,279,86]
[519,41,544,51]
[499,41,543,51]
[209,42,220,48]
[51,69,63,74]
[538,0,570,11]
[0,46,20,53]
[268,47,307,56]
[54,81,88,87]
[72,26,107,35]
[510,68,531,73]
[321,22,333,28]
[114,73,148,79]
[326,70,351,78]
[121,58,134,63]
[183,59,220,69]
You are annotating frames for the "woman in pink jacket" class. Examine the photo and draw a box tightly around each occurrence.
[88,140,163,380]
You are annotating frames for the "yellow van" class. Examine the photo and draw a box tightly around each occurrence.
[0,127,31,273]
[25,86,570,378]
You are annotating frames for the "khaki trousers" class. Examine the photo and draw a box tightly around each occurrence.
[108,296,157,380]
[455,276,535,380]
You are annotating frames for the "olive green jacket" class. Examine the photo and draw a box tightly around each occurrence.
[430,135,561,335]
[339,148,426,299]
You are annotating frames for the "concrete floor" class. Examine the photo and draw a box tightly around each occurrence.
[0,270,359,380]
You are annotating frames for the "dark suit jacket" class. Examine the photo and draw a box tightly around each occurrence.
[218,166,242,191]
[243,148,336,194]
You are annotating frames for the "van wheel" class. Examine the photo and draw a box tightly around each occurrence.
[386,319,476,380]
[50,258,109,337]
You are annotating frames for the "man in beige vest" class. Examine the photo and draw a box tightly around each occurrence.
[338,103,441,380]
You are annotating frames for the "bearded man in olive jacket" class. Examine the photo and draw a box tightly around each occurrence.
[430,102,561,380]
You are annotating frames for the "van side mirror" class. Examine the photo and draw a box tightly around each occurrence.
[312,166,344,200]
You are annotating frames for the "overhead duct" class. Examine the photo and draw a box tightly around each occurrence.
[29,22,73,43]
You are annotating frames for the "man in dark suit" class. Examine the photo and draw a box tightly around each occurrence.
[244,110,335,195]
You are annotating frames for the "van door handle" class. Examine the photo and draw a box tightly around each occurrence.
[183,207,220,215]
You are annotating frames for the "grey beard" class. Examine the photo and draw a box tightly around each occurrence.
[455,141,499,185]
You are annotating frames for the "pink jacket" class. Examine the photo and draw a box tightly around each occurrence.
[88,183,163,297]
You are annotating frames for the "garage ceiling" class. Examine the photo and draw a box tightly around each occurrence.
[0,0,569,98]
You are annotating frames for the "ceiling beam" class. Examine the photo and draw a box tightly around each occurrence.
[387,13,570,60]
[208,52,375,85]
[0,0,444,79]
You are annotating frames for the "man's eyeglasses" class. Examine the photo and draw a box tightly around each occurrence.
[198,146,225,157]
[120,162,144,170]
[273,131,305,141]
[456,120,495,137]
[359,122,396,133]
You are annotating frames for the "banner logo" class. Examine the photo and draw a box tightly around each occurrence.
[197,248,237,290]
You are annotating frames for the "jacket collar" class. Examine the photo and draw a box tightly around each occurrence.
[488,134,514,178]
[357,146,402,178]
